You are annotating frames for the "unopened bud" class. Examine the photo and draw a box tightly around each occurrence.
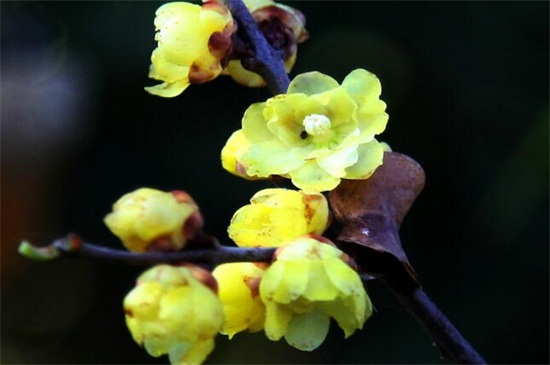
[104,188,203,253]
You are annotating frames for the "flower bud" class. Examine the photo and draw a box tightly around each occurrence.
[124,264,224,365]
[228,188,330,247]
[104,188,203,253]
[212,262,266,338]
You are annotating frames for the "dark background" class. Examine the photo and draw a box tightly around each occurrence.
[1,1,548,364]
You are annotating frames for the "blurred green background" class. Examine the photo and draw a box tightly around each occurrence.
[1,1,548,364]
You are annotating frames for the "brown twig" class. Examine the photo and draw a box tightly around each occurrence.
[385,282,487,364]
[19,235,276,266]
[225,0,290,94]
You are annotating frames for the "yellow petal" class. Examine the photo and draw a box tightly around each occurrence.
[356,108,388,142]
[169,338,215,365]
[148,49,190,83]
[341,68,382,107]
[316,87,357,133]
[287,71,339,95]
[344,139,384,179]
[324,257,363,296]
[223,59,266,87]
[317,296,364,338]
[316,145,359,178]
[144,80,190,98]
[242,140,305,177]
[242,102,272,143]
[228,203,273,247]
[263,301,293,341]
[302,261,339,301]
[272,260,310,303]
[288,160,341,192]
[284,311,330,351]
[221,129,258,180]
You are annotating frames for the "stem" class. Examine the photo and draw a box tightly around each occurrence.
[385,283,487,364]
[225,0,290,94]
[19,236,276,266]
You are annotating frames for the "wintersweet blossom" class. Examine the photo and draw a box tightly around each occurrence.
[221,69,388,192]
[260,236,371,351]
[145,1,235,97]
[228,188,330,247]
[124,264,224,365]
[223,0,308,87]
[104,188,203,253]
[212,262,266,338]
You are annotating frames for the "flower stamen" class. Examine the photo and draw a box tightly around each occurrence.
[303,114,331,136]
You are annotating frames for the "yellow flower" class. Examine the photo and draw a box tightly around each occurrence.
[212,262,266,338]
[145,1,235,97]
[104,188,203,253]
[124,264,224,365]
[228,188,330,247]
[260,237,371,351]
[222,0,308,87]
[221,69,388,192]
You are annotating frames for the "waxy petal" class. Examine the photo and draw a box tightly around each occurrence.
[284,311,330,351]
[242,140,305,177]
[344,140,385,179]
[289,160,341,192]
[287,71,339,95]
[317,145,359,178]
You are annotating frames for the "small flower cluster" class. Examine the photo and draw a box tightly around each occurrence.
[119,1,391,364]
[104,187,372,363]
[215,188,372,351]
[145,0,307,97]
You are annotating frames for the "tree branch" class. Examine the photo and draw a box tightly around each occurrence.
[225,0,290,95]
[19,235,276,266]
[385,283,486,364]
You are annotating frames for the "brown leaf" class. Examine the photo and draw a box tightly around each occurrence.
[329,152,425,288]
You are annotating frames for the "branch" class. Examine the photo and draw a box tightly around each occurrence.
[225,0,290,95]
[385,283,486,364]
[19,235,276,266]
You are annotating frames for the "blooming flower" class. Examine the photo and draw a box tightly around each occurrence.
[259,236,371,351]
[212,262,266,338]
[221,69,388,192]
[124,264,224,365]
[104,188,203,253]
[145,1,235,97]
[228,188,330,247]
[222,0,308,87]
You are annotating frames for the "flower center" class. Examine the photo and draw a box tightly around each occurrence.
[302,114,331,136]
